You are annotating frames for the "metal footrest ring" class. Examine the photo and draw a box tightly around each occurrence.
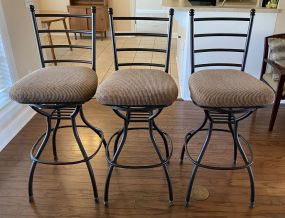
[30,125,104,165]
[105,127,173,169]
[185,128,253,170]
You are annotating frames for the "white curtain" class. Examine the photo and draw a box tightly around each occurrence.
[0,33,12,110]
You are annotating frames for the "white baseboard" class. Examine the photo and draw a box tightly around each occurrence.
[0,102,36,152]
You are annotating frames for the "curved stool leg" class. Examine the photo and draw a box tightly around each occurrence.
[180,112,208,163]
[28,117,52,202]
[104,117,129,207]
[153,121,169,160]
[228,115,238,165]
[149,119,174,206]
[71,115,99,203]
[233,122,255,208]
[52,110,61,161]
[79,108,107,149]
[185,121,213,207]
[113,128,123,157]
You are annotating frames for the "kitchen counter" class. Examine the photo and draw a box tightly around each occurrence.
[162,0,280,13]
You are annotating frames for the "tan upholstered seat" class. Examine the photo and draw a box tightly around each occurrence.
[9,66,98,104]
[95,69,178,106]
[189,69,275,108]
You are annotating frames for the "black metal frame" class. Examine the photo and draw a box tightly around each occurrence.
[30,5,96,69]
[103,8,175,207]
[181,9,257,208]
[108,8,174,72]
[27,5,106,203]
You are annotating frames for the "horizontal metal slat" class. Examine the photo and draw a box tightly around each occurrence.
[38,30,91,34]
[35,14,91,18]
[194,48,244,53]
[41,45,92,49]
[117,48,166,53]
[194,33,247,38]
[114,17,169,21]
[44,60,92,64]
[115,33,168,37]
[194,17,250,22]
[118,63,165,67]
[195,63,242,68]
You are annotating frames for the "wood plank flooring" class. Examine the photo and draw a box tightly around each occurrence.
[1,100,285,218]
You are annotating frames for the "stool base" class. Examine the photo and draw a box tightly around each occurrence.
[181,108,257,208]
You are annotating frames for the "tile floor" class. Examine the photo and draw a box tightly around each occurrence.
[43,35,179,94]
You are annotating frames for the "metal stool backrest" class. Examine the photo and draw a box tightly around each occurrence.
[29,5,96,71]
[190,9,255,74]
[108,8,174,73]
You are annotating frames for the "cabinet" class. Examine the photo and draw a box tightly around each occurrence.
[67,0,108,39]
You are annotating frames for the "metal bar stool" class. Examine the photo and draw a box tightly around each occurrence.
[9,5,106,203]
[95,8,178,207]
[180,9,275,208]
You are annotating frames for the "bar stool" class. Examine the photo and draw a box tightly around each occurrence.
[9,5,105,203]
[41,17,73,66]
[180,9,275,208]
[95,8,178,206]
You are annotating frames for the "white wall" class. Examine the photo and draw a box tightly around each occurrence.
[0,0,39,151]
[136,0,163,11]
[274,1,285,33]
[39,0,69,12]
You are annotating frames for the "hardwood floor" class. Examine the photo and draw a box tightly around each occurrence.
[1,100,285,217]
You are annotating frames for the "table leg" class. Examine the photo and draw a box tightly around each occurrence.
[47,24,57,66]
[63,18,72,51]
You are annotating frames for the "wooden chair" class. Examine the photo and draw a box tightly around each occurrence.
[41,17,73,66]
[260,33,285,131]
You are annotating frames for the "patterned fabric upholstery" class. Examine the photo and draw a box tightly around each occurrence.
[95,69,178,106]
[9,66,98,104]
[189,69,275,108]
[263,73,285,95]
[266,38,285,80]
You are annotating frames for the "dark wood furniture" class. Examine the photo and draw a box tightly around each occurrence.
[67,0,108,40]
[260,33,285,131]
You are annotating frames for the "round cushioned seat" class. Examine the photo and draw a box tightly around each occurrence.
[189,69,275,108]
[9,66,98,104]
[95,69,178,106]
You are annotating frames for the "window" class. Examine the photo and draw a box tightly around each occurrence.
[0,33,12,110]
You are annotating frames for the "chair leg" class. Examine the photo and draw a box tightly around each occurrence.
[51,110,61,161]
[79,107,107,149]
[233,122,255,208]
[104,117,129,207]
[46,24,57,66]
[180,112,208,163]
[228,121,238,165]
[269,97,281,131]
[153,121,169,160]
[28,117,52,202]
[71,115,99,203]
[62,18,73,51]
[149,119,174,206]
[113,128,123,156]
[185,120,213,207]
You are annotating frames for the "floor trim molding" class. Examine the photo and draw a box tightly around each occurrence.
[0,103,35,151]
